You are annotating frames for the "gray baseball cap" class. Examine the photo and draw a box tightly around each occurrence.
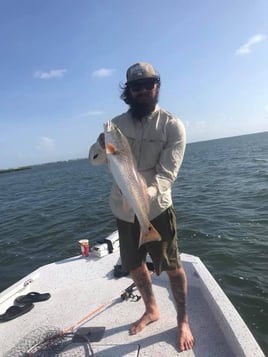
[126,62,160,83]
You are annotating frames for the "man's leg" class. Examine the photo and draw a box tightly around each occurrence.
[129,263,160,335]
[167,266,194,351]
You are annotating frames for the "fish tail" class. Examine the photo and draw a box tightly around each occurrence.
[139,224,161,248]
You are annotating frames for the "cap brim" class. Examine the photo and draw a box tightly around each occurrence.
[126,76,159,84]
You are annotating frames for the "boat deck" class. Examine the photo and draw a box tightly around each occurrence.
[0,248,264,356]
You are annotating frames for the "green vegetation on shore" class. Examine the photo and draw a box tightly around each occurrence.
[0,166,32,174]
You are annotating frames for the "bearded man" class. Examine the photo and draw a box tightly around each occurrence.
[89,62,194,351]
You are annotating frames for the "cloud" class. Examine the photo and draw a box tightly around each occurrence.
[78,110,105,118]
[34,69,67,79]
[92,68,115,78]
[235,34,266,55]
[36,137,55,152]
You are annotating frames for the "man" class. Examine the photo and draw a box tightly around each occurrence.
[89,62,194,351]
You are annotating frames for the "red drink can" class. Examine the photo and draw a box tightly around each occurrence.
[79,239,89,256]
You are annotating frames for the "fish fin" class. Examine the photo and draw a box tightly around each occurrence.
[106,143,118,155]
[139,224,161,248]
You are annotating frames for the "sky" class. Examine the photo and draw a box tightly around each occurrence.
[0,0,267,169]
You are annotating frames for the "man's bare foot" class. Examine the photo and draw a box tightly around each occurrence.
[178,321,194,351]
[129,311,160,335]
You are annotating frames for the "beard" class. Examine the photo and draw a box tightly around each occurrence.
[129,91,159,120]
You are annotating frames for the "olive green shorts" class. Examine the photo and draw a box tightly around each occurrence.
[116,206,181,275]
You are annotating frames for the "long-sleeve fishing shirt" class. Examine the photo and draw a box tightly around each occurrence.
[89,104,186,222]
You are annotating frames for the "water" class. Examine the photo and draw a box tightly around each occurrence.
[0,132,267,354]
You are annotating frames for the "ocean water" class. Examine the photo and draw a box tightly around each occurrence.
[0,132,267,354]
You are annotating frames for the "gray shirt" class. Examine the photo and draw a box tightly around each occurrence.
[89,104,186,222]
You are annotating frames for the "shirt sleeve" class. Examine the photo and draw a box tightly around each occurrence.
[149,118,186,200]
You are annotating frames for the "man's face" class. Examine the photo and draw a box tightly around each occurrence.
[128,78,159,119]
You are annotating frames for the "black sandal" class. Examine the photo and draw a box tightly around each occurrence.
[14,292,51,306]
[0,303,34,322]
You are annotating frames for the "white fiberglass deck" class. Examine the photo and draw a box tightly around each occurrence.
[0,244,264,356]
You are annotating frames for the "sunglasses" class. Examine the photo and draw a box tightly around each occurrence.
[128,79,157,92]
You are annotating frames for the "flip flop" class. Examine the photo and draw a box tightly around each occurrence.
[0,303,34,322]
[14,292,51,306]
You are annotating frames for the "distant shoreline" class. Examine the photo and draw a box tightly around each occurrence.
[1,131,267,171]
[0,166,32,174]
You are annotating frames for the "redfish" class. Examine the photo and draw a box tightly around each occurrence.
[104,121,161,247]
